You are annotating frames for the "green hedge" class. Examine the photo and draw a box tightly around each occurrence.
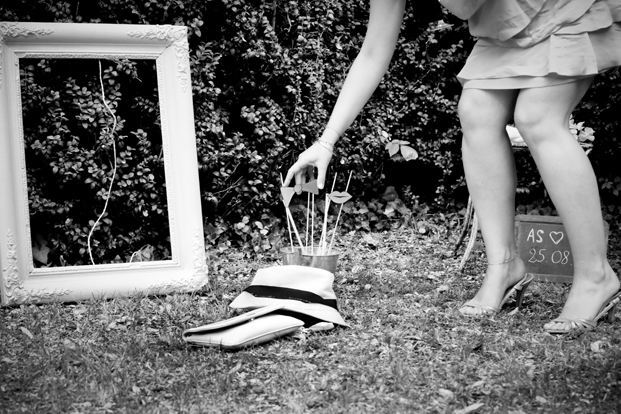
[2,0,620,259]
[21,57,169,266]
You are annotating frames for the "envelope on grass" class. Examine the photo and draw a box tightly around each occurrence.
[182,305,303,350]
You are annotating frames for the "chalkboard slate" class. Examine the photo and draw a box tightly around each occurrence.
[515,215,609,283]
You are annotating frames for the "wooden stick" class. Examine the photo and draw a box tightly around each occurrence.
[453,196,473,254]
[459,213,479,272]
[311,193,315,255]
[328,171,353,253]
[286,207,305,249]
[320,173,338,253]
[305,192,310,254]
[280,173,297,249]
[285,205,294,250]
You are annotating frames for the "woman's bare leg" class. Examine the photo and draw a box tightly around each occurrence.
[514,78,620,329]
[458,88,526,315]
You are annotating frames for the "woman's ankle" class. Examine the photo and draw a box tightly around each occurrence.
[572,260,618,285]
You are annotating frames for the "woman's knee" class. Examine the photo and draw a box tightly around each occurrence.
[457,94,481,134]
[513,78,593,144]
[513,105,564,145]
[457,89,514,138]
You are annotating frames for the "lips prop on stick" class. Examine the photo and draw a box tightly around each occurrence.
[327,191,352,204]
[328,171,353,253]
[319,173,338,252]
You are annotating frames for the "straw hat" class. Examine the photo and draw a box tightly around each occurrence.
[229,265,349,327]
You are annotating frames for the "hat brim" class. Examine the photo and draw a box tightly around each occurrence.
[230,292,349,327]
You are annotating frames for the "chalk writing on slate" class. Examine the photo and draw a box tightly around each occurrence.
[515,215,609,283]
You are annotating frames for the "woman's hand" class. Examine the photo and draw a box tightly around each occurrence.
[284,142,333,189]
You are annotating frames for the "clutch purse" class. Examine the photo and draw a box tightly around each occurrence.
[182,305,303,350]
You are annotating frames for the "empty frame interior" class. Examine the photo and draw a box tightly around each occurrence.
[0,22,207,305]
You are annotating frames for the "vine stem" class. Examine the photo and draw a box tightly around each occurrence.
[87,60,118,265]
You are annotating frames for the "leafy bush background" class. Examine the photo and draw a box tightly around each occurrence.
[21,58,169,266]
[1,0,620,260]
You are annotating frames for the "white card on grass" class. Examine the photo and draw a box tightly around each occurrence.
[182,305,303,349]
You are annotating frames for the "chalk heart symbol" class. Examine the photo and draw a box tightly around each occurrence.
[549,231,564,245]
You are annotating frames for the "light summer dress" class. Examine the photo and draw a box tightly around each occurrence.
[439,0,621,89]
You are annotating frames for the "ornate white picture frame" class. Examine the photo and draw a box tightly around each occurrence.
[0,22,208,305]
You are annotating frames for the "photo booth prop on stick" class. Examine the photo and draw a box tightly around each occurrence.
[279,172,353,272]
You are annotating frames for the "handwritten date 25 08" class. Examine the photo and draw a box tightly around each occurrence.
[528,248,571,264]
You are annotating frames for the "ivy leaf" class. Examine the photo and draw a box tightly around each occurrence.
[386,141,399,157]
[32,234,50,265]
[400,145,418,161]
[578,127,595,142]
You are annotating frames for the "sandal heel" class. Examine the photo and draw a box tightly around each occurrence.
[606,304,618,323]
[514,277,533,309]
[515,285,528,308]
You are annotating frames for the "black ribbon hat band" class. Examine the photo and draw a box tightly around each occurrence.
[243,285,339,310]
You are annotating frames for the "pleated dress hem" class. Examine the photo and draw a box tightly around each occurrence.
[446,0,621,90]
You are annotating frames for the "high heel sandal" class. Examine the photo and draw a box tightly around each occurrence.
[459,251,533,316]
[544,291,621,334]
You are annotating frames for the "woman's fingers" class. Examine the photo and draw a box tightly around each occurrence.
[295,169,306,186]
[316,164,327,190]
[284,158,305,187]
[283,143,332,188]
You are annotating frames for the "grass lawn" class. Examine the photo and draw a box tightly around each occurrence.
[2,223,621,413]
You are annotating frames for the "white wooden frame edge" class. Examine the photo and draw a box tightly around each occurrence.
[0,22,208,305]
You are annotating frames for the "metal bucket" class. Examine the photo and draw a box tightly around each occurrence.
[281,246,340,274]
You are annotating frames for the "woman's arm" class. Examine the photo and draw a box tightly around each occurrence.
[285,0,406,189]
[325,0,406,137]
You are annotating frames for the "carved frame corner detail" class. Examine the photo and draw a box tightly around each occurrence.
[3,229,72,305]
[0,22,54,89]
[127,25,190,92]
